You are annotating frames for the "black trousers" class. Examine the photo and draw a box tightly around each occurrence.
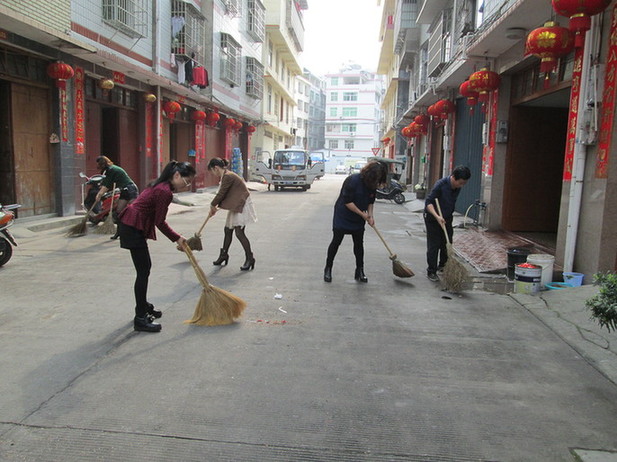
[326,228,365,269]
[119,223,151,318]
[424,214,453,274]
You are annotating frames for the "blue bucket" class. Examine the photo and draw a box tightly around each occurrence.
[545,282,574,290]
[563,272,584,287]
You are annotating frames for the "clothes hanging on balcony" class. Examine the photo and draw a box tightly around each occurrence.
[175,56,186,84]
[192,66,209,88]
[185,59,193,84]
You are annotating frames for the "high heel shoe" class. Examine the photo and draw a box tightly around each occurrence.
[324,267,332,283]
[213,248,229,266]
[240,253,255,271]
[354,268,368,283]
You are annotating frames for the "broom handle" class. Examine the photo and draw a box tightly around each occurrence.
[195,214,212,236]
[434,198,451,245]
[370,224,395,258]
[182,243,211,288]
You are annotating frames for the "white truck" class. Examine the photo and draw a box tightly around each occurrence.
[252,148,324,191]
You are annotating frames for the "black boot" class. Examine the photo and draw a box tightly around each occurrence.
[324,267,332,283]
[240,253,255,271]
[134,316,161,332]
[213,248,229,266]
[354,268,368,283]
[147,302,162,319]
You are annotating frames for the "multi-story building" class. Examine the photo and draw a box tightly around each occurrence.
[295,73,310,148]
[378,0,617,279]
[303,69,326,153]
[0,0,264,218]
[324,65,383,172]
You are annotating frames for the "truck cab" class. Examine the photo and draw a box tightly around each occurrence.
[252,148,324,191]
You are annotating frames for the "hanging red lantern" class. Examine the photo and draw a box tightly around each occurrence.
[414,114,430,127]
[432,99,456,120]
[191,110,207,122]
[235,120,243,131]
[206,112,220,127]
[409,121,427,136]
[525,21,574,87]
[47,62,74,89]
[552,0,611,48]
[224,118,236,129]
[468,68,500,103]
[163,101,181,122]
[459,80,479,113]
[381,137,391,144]
[247,125,257,133]
[401,126,414,138]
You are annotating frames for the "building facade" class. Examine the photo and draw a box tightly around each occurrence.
[303,69,326,154]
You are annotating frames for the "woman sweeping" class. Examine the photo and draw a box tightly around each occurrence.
[324,161,387,283]
[208,157,257,271]
[118,161,196,333]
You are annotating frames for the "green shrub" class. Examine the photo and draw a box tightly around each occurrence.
[586,272,617,332]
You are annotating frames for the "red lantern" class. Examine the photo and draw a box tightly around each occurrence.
[414,114,430,127]
[459,80,479,113]
[432,99,455,120]
[247,125,257,133]
[224,118,236,129]
[163,101,181,122]
[47,62,74,89]
[381,137,391,144]
[409,121,427,136]
[468,68,500,103]
[552,0,611,47]
[206,112,220,127]
[235,120,243,131]
[401,126,414,138]
[525,21,574,85]
[191,110,207,122]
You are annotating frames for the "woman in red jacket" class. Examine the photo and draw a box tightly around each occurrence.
[207,157,257,271]
[119,161,196,333]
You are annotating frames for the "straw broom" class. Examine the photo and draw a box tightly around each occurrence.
[94,183,116,234]
[66,202,98,237]
[186,214,212,251]
[435,198,467,292]
[370,224,414,278]
[182,244,246,326]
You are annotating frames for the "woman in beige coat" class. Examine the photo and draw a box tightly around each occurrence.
[207,157,257,270]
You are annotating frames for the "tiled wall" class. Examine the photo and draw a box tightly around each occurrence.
[0,0,71,32]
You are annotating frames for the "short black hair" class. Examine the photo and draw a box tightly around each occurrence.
[452,166,471,180]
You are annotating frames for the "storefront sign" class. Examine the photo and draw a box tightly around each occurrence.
[482,91,498,176]
[596,4,617,178]
[563,47,584,180]
[112,71,125,84]
[74,66,85,154]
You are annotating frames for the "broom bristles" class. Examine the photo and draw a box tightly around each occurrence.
[94,212,116,234]
[390,255,414,278]
[441,243,467,292]
[184,285,247,326]
[66,217,88,237]
[186,233,203,251]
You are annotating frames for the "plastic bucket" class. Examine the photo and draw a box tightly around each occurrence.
[527,254,555,290]
[514,263,542,295]
[507,247,532,280]
[563,272,584,287]
[545,282,574,290]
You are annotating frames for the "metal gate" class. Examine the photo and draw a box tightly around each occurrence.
[452,99,484,221]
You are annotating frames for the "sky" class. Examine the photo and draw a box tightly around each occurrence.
[300,0,384,76]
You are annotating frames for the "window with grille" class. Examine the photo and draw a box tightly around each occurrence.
[245,57,264,99]
[330,92,338,102]
[226,0,240,17]
[343,92,358,101]
[171,0,206,63]
[345,140,354,149]
[342,107,357,117]
[329,140,339,149]
[102,0,148,38]
[342,124,356,132]
[247,0,265,42]
[220,33,241,86]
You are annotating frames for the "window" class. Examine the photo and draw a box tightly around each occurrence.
[246,57,264,99]
[171,0,206,63]
[342,107,357,117]
[330,92,338,102]
[331,77,338,85]
[326,124,340,133]
[342,124,357,132]
[225,0,240,17]
[345,140,354,149]
[268,41,273,67]
[220,33,241,86]
[267,84,272,113]
[330,107,337,117]
[343,92,358,101]
[103,0,148,38]
[329,140,339,149]
[247,0,265,42]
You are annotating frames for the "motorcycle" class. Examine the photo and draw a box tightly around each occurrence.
[0,203,21,267]
[376,178,406,205]
[80,172,120,224]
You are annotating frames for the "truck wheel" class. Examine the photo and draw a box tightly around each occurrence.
[302,186,308,191]
[274,185,280,191]
[394,192,405,204]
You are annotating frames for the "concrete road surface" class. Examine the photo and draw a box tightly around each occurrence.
[1,174,616,461]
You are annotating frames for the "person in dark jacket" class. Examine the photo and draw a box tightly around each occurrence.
[208,157,258,271]
[324,161,387,283]
[424,166,471,282]
[95,156,139,240]
[118,161,195,332]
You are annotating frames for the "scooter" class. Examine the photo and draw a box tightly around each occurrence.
[79,172,120,224]
[376,178,406,204]
[0,203,21,267]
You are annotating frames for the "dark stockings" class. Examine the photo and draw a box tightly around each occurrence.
[326,228,365,269]
[222,226,252,256]
[129,246,152,317]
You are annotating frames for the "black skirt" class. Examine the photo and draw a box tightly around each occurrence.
[119,222,148,249]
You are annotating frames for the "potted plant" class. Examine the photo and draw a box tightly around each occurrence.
[414,183,427,200]
[586,271,617,332]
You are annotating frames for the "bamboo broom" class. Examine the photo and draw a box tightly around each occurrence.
[186,214,212,251]
[66,202,98,237]
[435,198,467,292]
[182,244,246,326]
[94,183,116,234]
[370,224,414,278]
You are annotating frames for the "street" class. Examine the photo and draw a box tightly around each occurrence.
[1,174,617,461]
